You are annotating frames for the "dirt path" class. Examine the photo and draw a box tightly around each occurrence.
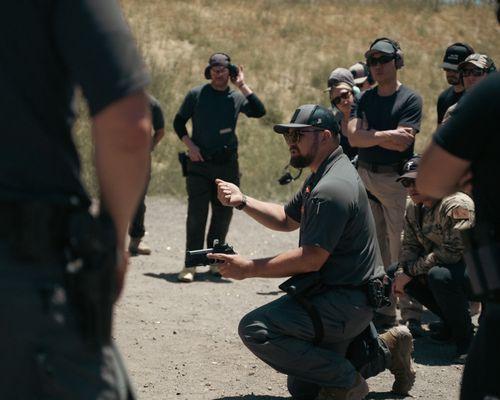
[114,197,464,400]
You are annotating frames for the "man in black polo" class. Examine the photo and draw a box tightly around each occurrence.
[436,43,474,125]
[173,53,266,282]
[210,105,415,400]
[348,38,423,330]
[0,1,151,398]
[129,94,165,255]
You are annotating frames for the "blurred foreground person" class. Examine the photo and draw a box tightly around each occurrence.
[210,105,415,400]
[173,53,265,282]
[418,4,500,394]
[0,1,151,398]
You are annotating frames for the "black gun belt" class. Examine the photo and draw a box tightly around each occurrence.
[358,160,400,173]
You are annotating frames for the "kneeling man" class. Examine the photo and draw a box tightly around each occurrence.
[209,105,415,400]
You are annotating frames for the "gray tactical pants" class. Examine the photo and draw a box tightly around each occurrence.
[0,242,134,400]
[238,287,374,399]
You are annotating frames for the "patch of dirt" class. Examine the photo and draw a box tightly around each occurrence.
[114,197,464,400]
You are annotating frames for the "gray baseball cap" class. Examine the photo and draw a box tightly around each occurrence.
[324,68,355,92]
[364,40,396,58]
[273,104,340,135]
[349,62,369,85]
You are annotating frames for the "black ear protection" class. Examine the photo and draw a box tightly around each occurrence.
[368,37,405,69]
[204,53,239,80]
[278,165,303,185]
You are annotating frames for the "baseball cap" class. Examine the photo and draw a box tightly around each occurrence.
[208,53,230,67]
[349,62,369,85]
[396,156,421,181]
[441,43,474,71]
[324,68,355,92]
[458,53,495,71]
[364,39,397,58]
[273,104,340,135]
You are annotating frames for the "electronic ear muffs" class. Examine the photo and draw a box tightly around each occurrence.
[369,37,405,69]
[204,52,239,79]
[450,42,475,56]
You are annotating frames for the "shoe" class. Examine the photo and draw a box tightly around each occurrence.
[452,332,473,364]
[407,319,426,338]
[379,326,416,395]
[177,267,196,282]
[316,373,369,400]
[209,264,221,277]
[128,237,151,256]
[372,312,397,331]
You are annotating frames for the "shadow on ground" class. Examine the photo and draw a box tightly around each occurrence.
[144,271,232,284]
[214,396,287,400]
[366,391,408,399]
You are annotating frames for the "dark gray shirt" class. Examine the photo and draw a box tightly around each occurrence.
[0,1,149,205]
[285,147,384,286]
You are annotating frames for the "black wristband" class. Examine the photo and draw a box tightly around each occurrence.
[236,194,247,210]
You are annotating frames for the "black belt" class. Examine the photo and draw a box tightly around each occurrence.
[358,160,400,173]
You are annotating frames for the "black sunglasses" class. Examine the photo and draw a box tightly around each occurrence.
[400,178,416,188]
[461,68,485,77]
[332,91,352,105]
[367,54,394,67]
[283,128,323,144]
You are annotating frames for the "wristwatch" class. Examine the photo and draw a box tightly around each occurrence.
[235,194,247,210]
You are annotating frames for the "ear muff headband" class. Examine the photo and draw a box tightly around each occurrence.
[204,52,239,79]
[449,42,475,55]
[369,37,405,69]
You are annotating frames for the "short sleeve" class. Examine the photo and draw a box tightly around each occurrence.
[53,0,150,116]
[434,74,499,161]
[284,189,303,224]
[350,92,365,120]
[149,96,165,130]
[300,195,350,253]
[398,92,423,132]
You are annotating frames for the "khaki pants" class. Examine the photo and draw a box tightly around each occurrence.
[358,167,423,321]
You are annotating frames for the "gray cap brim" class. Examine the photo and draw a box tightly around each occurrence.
[353,76,368,85]
[273,123,311,134]
[396,171,418,181]
[440,62,459,71]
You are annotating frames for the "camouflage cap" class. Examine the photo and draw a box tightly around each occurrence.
[397,156,421,181]
[458,53,495,72]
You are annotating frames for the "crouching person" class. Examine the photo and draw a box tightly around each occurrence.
[209,105,415,400]
[392,156,475,364]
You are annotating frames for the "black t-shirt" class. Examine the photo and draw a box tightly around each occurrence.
[285,147,384,286]
[149,95,165,131]
[351,85,422,165]
[0,1,149,205]
[434,73,500,230]
[176,84,265,156]
[437,86,464,125]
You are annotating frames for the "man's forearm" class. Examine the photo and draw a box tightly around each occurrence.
[247,246,328,278]
[347,126,391,148]
[92,91,151,249]
[243,196,297,232]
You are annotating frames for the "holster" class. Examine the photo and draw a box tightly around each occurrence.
[462,224,500,302]
[279,272,326,345]
[65,210,117,348]
[366,276,392,308]
[178,152,188,177]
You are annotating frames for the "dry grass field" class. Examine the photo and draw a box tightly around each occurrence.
[75,0,500,200]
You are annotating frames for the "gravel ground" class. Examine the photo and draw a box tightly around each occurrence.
[114,196,466,400]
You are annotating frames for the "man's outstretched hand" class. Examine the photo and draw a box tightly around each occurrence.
[215,178,244,207]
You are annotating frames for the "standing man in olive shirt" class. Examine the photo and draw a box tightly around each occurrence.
[436,43,474,125]
[174,53,266,282]
[0,1,151,398]
[348,38,423,330]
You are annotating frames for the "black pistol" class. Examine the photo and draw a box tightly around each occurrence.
[185,240,235,268]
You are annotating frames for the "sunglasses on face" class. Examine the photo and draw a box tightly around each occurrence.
[367,54,394,67]
[283,128,322,144]
[400,178,416,188]
[461,68,485,77]
[332,91,352,105]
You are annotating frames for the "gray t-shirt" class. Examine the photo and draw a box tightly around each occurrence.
[285,147,384,286]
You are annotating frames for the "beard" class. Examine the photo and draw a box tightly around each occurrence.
[446,75,460,85]
[289,134,320,169]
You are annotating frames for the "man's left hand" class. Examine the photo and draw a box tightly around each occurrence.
[207,253,253,280]
[231,64,245,88]
[393,271,412,296]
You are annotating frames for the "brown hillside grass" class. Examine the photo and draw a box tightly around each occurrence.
[75,0,500,200]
